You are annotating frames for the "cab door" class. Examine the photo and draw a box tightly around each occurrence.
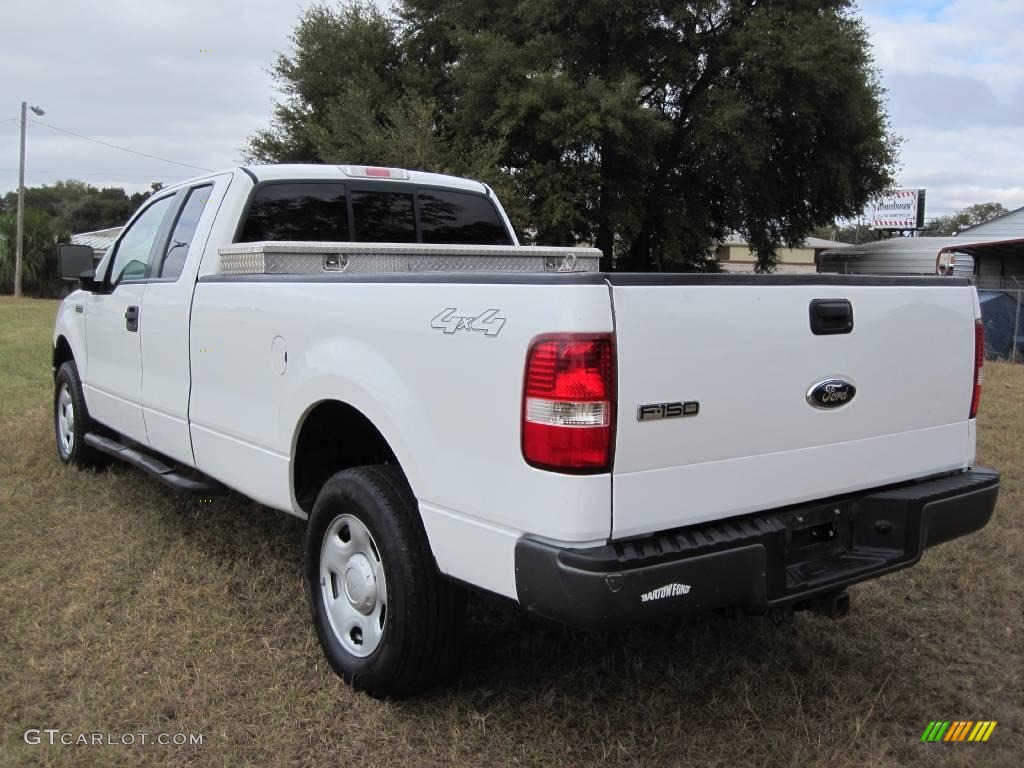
[83,194,176,444]
[140,174,231,465]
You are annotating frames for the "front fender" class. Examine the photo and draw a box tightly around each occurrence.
[53,291,88,379]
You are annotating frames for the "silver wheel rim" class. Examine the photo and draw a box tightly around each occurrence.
[319,514,388,658]
[57,383,75,457]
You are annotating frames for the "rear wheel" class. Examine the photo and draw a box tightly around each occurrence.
[54,361,108,469]
[304,466,466,699]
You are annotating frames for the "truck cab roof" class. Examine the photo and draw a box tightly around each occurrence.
[159,164,492,201]
[242,164,490,195]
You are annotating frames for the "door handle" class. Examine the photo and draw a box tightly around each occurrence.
[125,305,140,332]
[809,299,853,335]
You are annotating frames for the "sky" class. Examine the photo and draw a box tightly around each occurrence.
[1,0,1022,225]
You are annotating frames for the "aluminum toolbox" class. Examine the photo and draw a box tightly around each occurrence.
[217,241,602,275]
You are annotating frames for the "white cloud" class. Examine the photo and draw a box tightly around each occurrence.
[898,126,1024,214]
[860,0,1024,214]
[862,0,1024,97]
[0,0,309,194]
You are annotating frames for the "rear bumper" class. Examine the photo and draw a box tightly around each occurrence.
[514,469,999,628]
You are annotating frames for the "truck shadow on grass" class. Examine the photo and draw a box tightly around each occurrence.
[129,462,899,711]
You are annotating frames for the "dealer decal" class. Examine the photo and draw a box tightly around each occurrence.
[640,583,691,602]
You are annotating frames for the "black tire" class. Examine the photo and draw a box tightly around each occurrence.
[304,465,466,699]
[54,361,109,469]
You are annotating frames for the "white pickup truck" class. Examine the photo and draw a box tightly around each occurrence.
[53,164,999,698]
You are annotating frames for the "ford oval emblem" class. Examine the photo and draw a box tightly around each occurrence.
[807,378,856,409]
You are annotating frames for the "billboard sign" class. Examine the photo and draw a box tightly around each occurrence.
[870,189,926,230]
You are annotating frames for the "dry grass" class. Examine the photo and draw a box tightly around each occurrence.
[1,295,1021,767]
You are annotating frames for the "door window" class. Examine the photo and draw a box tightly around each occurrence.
[109,195,175,285]
[158,185,213,279]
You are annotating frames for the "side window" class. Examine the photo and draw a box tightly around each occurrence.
[109,195,174,285]
[418,190,512,245]
[238,183,349,242]
[351,191,416,243]
[158,185,213,280]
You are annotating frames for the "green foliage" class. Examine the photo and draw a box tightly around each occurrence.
[810,221,873,244]
[0,209,69,298]
[922,202,1009,237]
[0,180,162,235]
[248,0,898,271]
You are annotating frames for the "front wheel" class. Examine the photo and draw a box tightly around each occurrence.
[304,466,466,699]
[54,361,108,469]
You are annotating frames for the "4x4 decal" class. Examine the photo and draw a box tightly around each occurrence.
[431,308,506,337]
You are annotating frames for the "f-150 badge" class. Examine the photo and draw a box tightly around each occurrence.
[637,401,699,421]
[431,308,506,337]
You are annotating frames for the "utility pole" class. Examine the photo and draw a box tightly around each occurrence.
[14,101,44,298]
[14,101,27,297]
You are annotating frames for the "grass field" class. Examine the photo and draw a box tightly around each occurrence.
[1,295,1021,767]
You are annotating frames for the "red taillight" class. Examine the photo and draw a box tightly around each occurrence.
[970,320,984,418]
[522,334,615,473]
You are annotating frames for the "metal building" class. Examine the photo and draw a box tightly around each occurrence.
[69,226,122,264]
[717,234,848,274]
[816,236,971,276]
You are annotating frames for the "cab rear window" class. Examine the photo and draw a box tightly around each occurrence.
[417,189,511,245]
[238,183,349,242]
[237,182,511,245]
[352,191,416,243]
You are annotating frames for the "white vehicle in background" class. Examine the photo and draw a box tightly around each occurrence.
[52,164,999,698]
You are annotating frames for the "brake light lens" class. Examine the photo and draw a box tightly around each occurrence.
[522,334,615,472]
[970,320,984,418]
[338,165,410,180]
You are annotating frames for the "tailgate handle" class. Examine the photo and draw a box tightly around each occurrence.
[809,299,853,335]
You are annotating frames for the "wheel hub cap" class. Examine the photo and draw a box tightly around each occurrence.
[319,514,387,657]
[57,384,75,456]
[343,554,377,614]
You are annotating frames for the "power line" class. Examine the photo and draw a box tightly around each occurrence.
[0,166,187,180]
[30,119,213,172]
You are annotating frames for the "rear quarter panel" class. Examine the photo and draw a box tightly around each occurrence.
[188,277,613,598]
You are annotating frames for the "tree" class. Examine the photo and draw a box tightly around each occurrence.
[0,209,68,297]
[248,0,898,271]
[0,179,163,234]
[810,221,868,244]
[922,202,1008,237]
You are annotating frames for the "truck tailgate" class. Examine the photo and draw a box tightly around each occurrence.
[610,276,978,539]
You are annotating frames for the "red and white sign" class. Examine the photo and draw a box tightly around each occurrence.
[870,189,925,229]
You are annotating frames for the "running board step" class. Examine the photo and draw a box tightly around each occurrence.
[84,433,227,495]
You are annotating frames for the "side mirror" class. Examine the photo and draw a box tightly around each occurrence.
[57,244,97,284]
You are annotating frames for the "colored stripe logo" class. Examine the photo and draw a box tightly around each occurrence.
[921,721,997,742]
